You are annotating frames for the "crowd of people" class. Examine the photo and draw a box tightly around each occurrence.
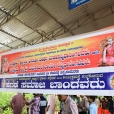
[10,93,47,114]
[70,95,114,114]
[10,93,114,114]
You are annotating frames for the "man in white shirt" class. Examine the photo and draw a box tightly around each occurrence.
[58,95,78,114]
[46,94,56,114]
[94,96,100,108]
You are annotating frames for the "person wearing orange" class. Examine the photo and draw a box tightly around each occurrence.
[99,98,110,114]
[101,109,110,114]
[98,37,114,66]
[101,98,107,109]
[98,104,110,114]
[2,57,9,74]
[98,107,102,114]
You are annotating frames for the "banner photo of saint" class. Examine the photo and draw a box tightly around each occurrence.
[1,57,9,74]
[98,36,114,66]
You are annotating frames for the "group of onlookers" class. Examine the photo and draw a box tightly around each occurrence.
[10,93,114,114]
[10,93,47,114]
[58,95,95,114]
[70,95,114,114]
[99,96,113,114]
[59,95,114,114]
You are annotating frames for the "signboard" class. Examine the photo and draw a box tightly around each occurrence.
[68,0,90,10]
[0,28,114,95]
[0,73,112,90]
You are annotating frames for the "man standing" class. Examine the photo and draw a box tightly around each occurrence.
[59,101,64,114]
[26,93,40,114]
[108,96,113,114]
[87,96,97,114]
[40,94,47,114]
[94,96,100,108]
[46,94,56,114]
[10,93,25,114]
[74,95,80,105]
[58,95,78,114]
[78,95,89,114]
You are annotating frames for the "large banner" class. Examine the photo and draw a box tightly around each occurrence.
[0,72,113,90]
[0,29,114,95]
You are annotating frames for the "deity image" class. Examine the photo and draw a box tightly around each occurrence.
[98,36,114,66]
[1,79,6,88]
[1,57,9,74]
[110,76,114,89]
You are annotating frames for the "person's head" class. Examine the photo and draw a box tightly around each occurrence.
[95,96,98,99]
[4,57,7,62]
[73,95,78,98]
[58,95,68,102]
[71,95,75,98]
[102,98,105,102]
[80,95,84,98]
[106,99,109,103]
[33,93,39,97]
[23,93,25,97]
[39,94,43,97]
[107,37,113,45]
[87,96,96,103]
[17,92,21,94]
[104,96,109,99]
[108,96,112,100]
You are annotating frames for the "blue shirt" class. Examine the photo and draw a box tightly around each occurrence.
[89,102,97,114]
